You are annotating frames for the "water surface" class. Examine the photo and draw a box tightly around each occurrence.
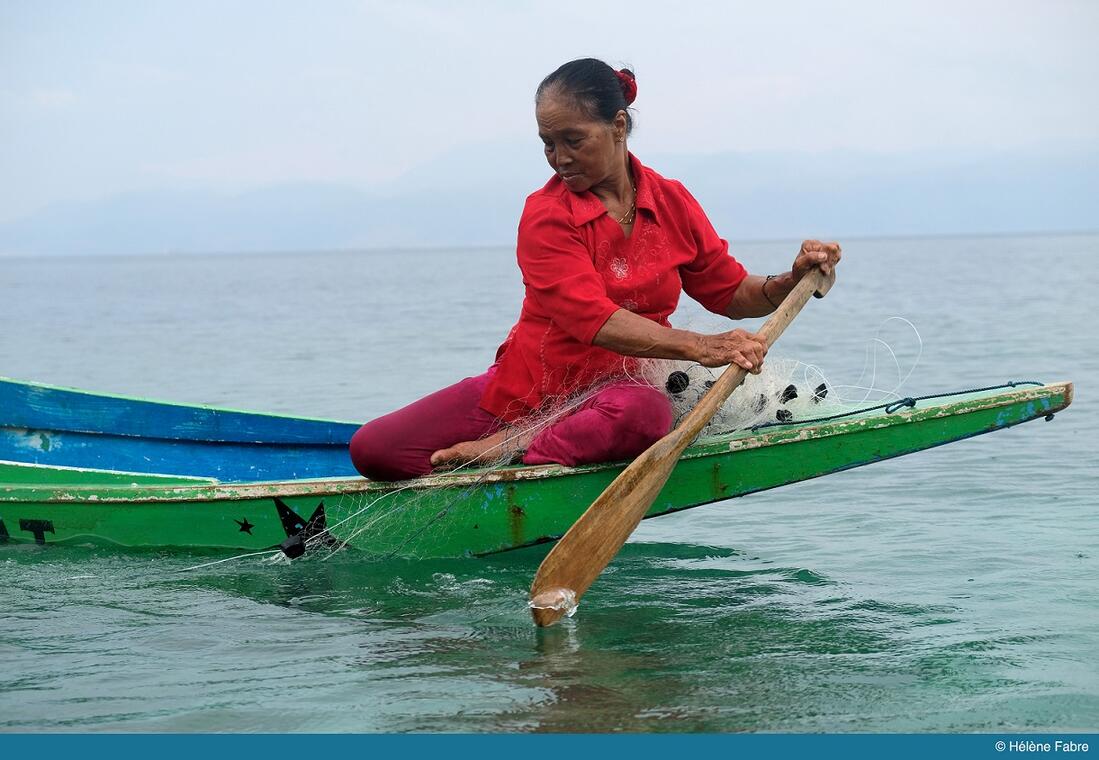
[1,234,1096,731]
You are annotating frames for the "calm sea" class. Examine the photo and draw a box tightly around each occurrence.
[1,234,1096,732]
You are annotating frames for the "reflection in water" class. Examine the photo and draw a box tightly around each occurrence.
[146,542,986,731]
[2,532,1095,731]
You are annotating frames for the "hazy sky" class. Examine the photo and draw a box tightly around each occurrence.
[2,0,1097,224]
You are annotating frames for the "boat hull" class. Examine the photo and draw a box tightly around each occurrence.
[0,382,1072,558]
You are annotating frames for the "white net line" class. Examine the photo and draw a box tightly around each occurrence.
[184,317,922,568]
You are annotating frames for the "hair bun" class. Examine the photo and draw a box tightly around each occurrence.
[615,68,637,106]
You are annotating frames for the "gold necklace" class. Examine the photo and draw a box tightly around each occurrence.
[613,185,637,225]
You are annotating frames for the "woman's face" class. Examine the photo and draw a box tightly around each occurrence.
[536,90,627,193]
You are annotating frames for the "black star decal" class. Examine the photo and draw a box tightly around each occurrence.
[235,517,255,535]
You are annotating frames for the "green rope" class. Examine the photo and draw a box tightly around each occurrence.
[748,380,1045,433]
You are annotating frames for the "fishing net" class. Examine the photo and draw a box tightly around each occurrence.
[633,317,923,438]
[182,318,923,570]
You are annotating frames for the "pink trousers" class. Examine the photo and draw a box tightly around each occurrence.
[349,368,674,481]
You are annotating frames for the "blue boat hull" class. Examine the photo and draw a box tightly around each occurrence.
[0,377,363,481]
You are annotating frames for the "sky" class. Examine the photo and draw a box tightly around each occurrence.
[1,1,1097,245]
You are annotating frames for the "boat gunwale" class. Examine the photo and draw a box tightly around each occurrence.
[0,375,364,436]
[0,381,1072,506]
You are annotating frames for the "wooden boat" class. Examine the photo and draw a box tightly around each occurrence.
[0,376,362,481]
[0,381,1072,558]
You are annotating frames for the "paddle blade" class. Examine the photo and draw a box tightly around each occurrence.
[529,443,679,627]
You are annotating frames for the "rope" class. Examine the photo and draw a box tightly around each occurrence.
[748,380,1045,433]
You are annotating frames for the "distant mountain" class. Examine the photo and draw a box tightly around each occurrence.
[1,145,1095,256]
[661,147,1099,240]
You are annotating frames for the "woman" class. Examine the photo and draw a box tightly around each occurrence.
[351,58,840,481]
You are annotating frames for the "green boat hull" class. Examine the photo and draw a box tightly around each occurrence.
[0,382,1073,558]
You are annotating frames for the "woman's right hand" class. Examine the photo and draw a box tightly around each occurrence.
[694,329,768,372]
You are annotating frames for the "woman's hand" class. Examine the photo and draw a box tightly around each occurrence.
[694,328,768,373]
[726,240,843,319]
[792,239,842,279]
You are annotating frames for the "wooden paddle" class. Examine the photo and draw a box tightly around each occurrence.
[529,266,836,626]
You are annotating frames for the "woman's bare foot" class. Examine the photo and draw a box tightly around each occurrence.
[430,427,534,470]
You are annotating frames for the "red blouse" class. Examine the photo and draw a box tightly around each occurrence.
[479,154,748,422]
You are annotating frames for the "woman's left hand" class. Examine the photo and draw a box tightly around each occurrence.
[791,239,842,279]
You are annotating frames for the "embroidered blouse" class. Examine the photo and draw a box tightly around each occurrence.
[479,153,748,422]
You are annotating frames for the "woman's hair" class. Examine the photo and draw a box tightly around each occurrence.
[537,58,637,134]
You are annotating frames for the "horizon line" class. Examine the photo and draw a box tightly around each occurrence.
[1,228,1096,261]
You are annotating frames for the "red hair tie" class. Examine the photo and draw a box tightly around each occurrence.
[615,69,637,106]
